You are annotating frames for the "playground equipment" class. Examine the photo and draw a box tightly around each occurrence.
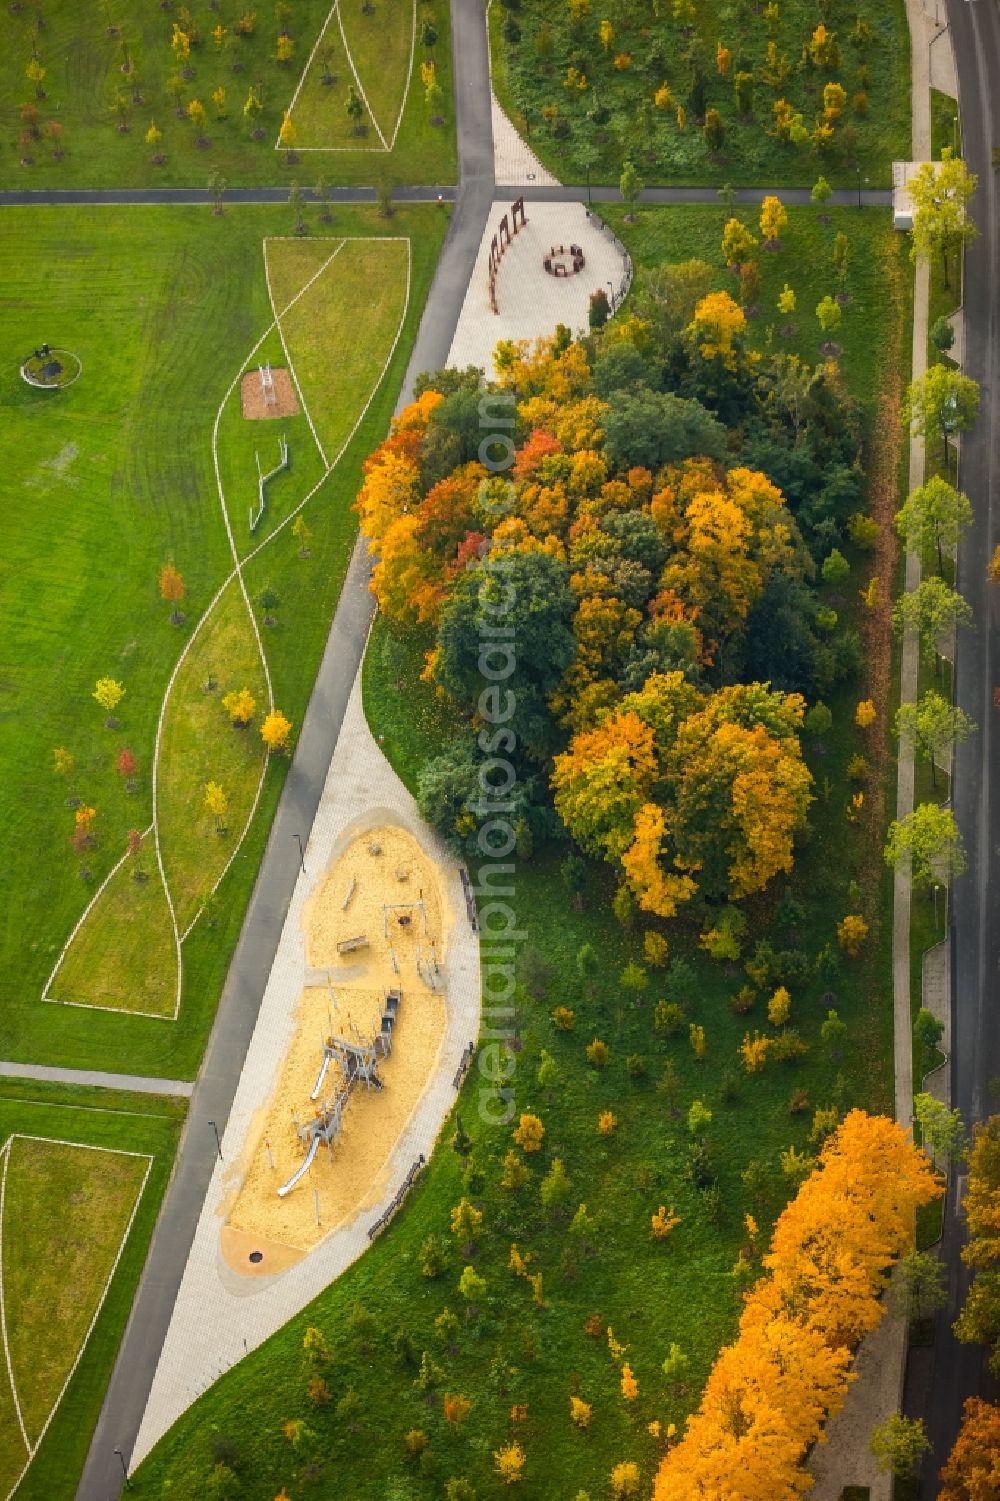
[259,361,277,408]
[276,989,402,1197]
[249,434,289,533]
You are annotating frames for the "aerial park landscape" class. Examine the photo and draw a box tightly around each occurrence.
[0,0,998,1497]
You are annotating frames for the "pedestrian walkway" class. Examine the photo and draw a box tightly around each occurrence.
[131,675,481,1465]
[0,1061,193,1097]
[491,94,559,188]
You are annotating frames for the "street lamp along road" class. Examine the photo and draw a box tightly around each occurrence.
[114,1447,131,1490]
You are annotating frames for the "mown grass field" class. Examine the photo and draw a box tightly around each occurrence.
[0,1080,183,1501]
[0,201,446,1074]
[491,0,909,187]
[0,0,456,188]
[130,201,907,1493]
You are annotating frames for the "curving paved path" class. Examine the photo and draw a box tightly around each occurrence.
[74,4,495,1498]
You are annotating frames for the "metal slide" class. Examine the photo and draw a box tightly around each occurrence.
[277,1132,320,1197]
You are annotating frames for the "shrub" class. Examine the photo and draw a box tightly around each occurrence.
[597,1110,618,1136]
[837,913,869,956]
[420,1233,448,1277]
[846,753,869,783]
[654,1000,686,1036]
[586,1038,609,1068]
[730,986,756,1015]
[767,986,791,1026]
[848,512,880,549]
[770,1028,809,1063]
[651,1204,681,1239]
[643,930,669,968]
[788,1087,810,1115]
[626,1053,647,1079]
[513,1113,545,1151]
[570,1395,592,1428]
[552,1005,576,1031]
[804,701,834,737]
[914,1006,944,1055]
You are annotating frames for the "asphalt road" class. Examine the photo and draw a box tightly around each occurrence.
[74,3,494,1497]
[920,0,1000,1481]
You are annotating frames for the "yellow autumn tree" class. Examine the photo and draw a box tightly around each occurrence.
[494,1441,526,1484]
[222,687,256,726]
[689,289,747,362]
[760,194,788,243]
[261,710,292,752]
[653,1112,941,1499]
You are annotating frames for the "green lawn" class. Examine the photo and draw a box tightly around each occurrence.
[3,1136,150,1449]
[0,201,446,1076]
[491,0,909,187]
[0,1082,183,1501]
[603,201,904,419]
[0,0,456,188]
[48,828,178,1017]
[157,578,270,939]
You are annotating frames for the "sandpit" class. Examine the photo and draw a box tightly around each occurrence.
[222,824,449,1271]
[240,366,300,419]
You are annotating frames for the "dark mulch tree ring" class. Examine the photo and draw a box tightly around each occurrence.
[196,135,212,149]
[182,65,195,81]
[321,71,337,86]
[252,126,266,140]
[430,114,444,126]
[820,340,842,357]
[835,290,852,306]
[232,60,246,73]
[150,152,167,166]
[117,122,130,134]
[285,148,300,163]
[779,321,798,337]
[818,212,832,226]
[742,302,761,319]
[762,238,781,251]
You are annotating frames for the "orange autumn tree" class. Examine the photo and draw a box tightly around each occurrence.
[939,1397,1000,1500]
[553,675,811,913]
[652,1112,942,1500]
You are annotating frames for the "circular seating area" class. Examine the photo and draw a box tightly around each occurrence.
[543,243,586,277]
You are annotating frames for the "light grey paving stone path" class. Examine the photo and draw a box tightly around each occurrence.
[131,675,481,1462]
[447,199,631,372]
[922,939,952,1105]
[0,1062,193,1097]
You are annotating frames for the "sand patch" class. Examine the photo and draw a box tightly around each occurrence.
[240,366,300,419]
[222,824,449,1271]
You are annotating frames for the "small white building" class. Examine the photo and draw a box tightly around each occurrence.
[892,159,940,231]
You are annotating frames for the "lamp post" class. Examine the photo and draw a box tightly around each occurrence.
[294,832,306,874]
[856,164,862,209]
[114,1448,131,1490]
[606,278,614,312]
[208,1119,223,1161]
[953,114,959,155]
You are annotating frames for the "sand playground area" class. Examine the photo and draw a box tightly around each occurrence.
[221,823,450,1273]
[240,366,300,420]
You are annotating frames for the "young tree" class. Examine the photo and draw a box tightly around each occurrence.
[207,168,227,213]
[907,364,980,465]
[187,98,207,140]
[956,1118,1000,1370]
[893,575,973,670]
[204,779,229,831]
[759,194,787,244]
[314,175,332,224]
[816,294,842,338]
[494,1443,525,1485]
[703,108,724,152]
[820,1008,848,1060]
[278,109,297,158]
[811,174,832,207]
[116,747,138,782]
[159,562,185,620]
[884,803,966,891]
[910,148,978,290]
[895,689,975,789]
[261,709,292,752]
[288,181,306,234]
[721,216,757,266]
[94,677,126,726]
[345,84,365,134]
[292,513,312,555]
[619,159,644,220]
[894,475,973,574]
[889,1247,947,1323]
[222,687,257,726]
[870,1413,930,1479]
[53,746,75,780]
[145,120,162,156]
[915,1090,966,1163]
